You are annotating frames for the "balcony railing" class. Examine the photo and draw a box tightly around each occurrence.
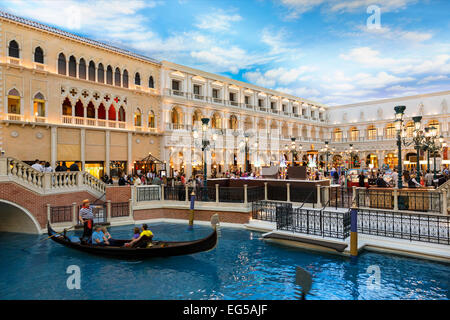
[6,113,23,121]
[213,98,223,104]
[60,116,127,129]
[230,101,239,107]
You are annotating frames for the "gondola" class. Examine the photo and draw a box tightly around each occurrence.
[47,222,217,259]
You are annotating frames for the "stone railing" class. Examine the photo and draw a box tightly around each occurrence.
[0,157,106,197]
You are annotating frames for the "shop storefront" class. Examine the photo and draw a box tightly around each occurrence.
[384,153,398,170]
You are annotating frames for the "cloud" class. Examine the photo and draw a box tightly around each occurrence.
[279,0,418,18]
[359,25,433,43]
[417,75,449,84]
[195,9,242,32]
[244,65,316,87]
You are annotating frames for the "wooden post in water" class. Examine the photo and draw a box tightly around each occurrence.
[350,205,358,257]
[188,191,196,228]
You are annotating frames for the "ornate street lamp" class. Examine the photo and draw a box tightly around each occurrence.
[323,141,332,173]
[394,105,406,189]
[412,116,423,180]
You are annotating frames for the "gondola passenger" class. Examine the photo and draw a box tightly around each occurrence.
[124,224,153,248]
[91,225,110,246]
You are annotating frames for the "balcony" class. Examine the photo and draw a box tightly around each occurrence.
[213,98,223,104]
[259,107,267,112]
[245,104,254,109]
[229,101,239,107]
[271,109,279,114]
[34,116,47,123]
[166,123,189,131]
[33,62,46,72]
[193,94,205,101]
[61,116,126,129]
[6,113,23,121]
[7,57,20,66]
[293,113,300,118]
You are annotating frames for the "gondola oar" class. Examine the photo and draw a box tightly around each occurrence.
[294,266,312,300]
[39,225,75,242]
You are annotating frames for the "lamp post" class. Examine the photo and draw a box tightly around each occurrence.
[412,116,423,181]
[290,137,296,167]
[244,133,250,173]
[199,118,212,200]
[323,141,332,174]
[394,105,406,189]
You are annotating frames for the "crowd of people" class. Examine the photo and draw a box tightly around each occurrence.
[30,159,81,173]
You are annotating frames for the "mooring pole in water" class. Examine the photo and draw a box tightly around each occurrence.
[188,191,196,228]
[350,206,358,258]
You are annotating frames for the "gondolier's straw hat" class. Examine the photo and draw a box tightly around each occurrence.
[82,199,90,204]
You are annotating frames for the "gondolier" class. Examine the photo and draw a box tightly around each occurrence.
[79,199,94,240]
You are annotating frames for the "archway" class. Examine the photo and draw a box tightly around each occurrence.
[0,200,41,234]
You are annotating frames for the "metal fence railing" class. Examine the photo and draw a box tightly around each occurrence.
[290,186,317,203]
[50,205,72,223]
[247,186,265,203]
[136,185,160,201]
[356,188,442,213]
[252,200,291,222]
[111,202,129,218]
[329,186,353,209]
[218,187,244,203]
[358,209,450,245]
[267,185,287,201]
[276,206,351,240]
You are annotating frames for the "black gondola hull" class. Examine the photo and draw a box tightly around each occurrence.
[47,223,217,259]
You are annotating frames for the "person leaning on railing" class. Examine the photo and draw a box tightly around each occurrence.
[404,171,421,188]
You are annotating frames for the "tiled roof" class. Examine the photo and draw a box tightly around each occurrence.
[0,10,160,65]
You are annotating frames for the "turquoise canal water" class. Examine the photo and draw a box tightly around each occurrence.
[0,223,448,300]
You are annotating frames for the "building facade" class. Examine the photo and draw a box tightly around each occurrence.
[1,11,449,179]
[0,11,162,178]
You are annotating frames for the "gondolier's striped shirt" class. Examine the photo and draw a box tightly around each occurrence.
[79,206,94,220]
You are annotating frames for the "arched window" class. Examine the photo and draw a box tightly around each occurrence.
[79,58,86,79]
[135,72,141,85]
[75,100,84,117]
[229,115,238,129]
[114,68,121,87]
[98,63,105,83]
[106,65,113,85]
[98,103,106,120]
[406,121,415,138]
[108,105,116,121]
[33,92,45,117]
[192,110,202,126]
[69,55,76,77]
[88,61,96,81]
[386,123,396,139]
[171,108,181,125]
[86,102,95,118]
[149,76,154,88]
[148,111,155,128]
[34,47,44,64]
[123,70,129,88]
[135,108,142,127]
[211,113,221,129]
[8,40,19,58]
[58,53,66,75]
[62,97,72,116]
[7,88,21,114]
[333,128,342,142]
[350,127,359,141]
[367,125,377,140]
[118,106,126,122]
[428,120,440,135]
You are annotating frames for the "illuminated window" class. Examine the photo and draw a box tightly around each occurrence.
[135,108,142,127]
[428,120,440,135]
[33,92,45,117]
[386,123,396,139]
[406,121,414,137]
[350,127,359,141]
[367,125,377,140]
[148,111,155,128]
[8,88,21,114]
[62,97,72,116]
[333,128,342,142]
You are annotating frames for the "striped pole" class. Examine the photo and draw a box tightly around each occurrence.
[188,191,196,229]
[350,207,358,257]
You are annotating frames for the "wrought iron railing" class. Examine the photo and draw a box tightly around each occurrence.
[358,209,450,245]
[252,200,291,222]
[136,185,160,201]
[276,206,351,240]
[50,205,72,223]
[111,202,129,218]
[247,186,265,203]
